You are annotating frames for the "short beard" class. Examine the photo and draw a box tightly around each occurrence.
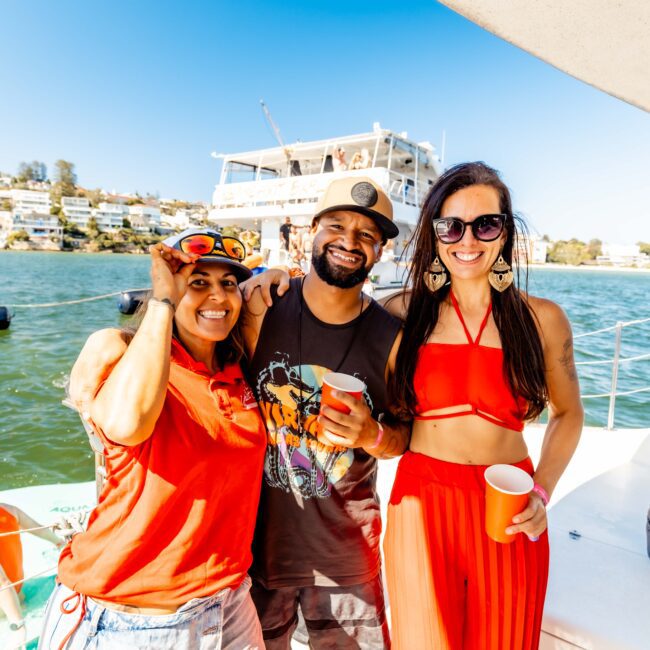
[311,244,371,289]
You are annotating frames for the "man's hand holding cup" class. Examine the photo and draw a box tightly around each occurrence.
[317,372,377,449]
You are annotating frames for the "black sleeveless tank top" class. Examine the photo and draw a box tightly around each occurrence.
[248,277,401,587]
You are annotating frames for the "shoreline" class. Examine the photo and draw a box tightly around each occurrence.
[530,263,650,274]
[2,249,650,273]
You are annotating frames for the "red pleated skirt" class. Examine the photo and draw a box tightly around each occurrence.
[384,451,549,650]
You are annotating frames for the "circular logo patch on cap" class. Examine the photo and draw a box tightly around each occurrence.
[350,182,378,208]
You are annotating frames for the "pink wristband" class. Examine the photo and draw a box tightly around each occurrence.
[532,483,549,506]
[367,420,384,450]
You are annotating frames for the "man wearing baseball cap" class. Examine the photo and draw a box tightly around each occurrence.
[243,176,408,649]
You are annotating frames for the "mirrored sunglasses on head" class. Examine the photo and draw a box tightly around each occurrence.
[432,213,506,244]
[176,233,246,261]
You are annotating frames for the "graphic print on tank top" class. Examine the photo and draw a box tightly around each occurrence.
[255,352,374,499]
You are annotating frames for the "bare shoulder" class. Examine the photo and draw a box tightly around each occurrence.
[526,295,573,351]
[527,295,570,328]
[378,289,411,321]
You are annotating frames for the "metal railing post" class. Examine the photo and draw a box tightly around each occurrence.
[607,322,623,430]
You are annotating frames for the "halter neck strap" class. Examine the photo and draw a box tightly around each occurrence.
[450,291,492,345]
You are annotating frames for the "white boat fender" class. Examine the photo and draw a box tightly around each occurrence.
[0,306,12,329]
[646,506,649,558]
[117,289,150,315]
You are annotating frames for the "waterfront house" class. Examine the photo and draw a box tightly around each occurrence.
[94,202,128,231]
[10,189,51,216]
[0,211,63,249]
[61,196,93,230]
[128,205,161,233]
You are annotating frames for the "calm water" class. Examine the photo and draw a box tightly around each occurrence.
[1,251,648,490]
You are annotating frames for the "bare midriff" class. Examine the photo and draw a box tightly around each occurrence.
[410,408,529,466]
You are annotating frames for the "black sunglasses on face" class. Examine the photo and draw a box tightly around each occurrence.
[432,213,506,244]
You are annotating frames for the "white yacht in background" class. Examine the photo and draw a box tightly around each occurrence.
[208,122,441,283]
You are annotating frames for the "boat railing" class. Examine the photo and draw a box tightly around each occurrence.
[574,316,650,429]
[387,170,429,208]
[213,168,390,210]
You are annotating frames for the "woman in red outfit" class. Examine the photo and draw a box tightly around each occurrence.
[383,163,583,649]
[40,230,267,650]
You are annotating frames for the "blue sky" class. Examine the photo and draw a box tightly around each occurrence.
[2,0,649,243]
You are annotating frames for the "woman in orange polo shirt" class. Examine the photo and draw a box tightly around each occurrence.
[39,230,267,650]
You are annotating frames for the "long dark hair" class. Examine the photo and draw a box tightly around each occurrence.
[390,162,547,420]
[122,292,246,370]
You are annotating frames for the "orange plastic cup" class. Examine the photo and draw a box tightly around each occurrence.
[320,372,365,415]
[484,464,533,544]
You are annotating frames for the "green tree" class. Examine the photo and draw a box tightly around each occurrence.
[86,216,100,239]
[547,239,590,265]
[586,238,603,259]
[17,162,35,183]
[58,215,84,237]
[96,232,118,251]
[7,230,30,245]
[81,188,104,208]
[637,241,650,256]
[52,160,77,198]
[16,161,47,183]
[0,199,12,211]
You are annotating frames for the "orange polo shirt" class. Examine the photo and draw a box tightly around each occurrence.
[57,339,266,608]
[0,506,23,593]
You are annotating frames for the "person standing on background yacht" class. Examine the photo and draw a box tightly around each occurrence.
[241,176,409,649]
[332,146,348,171]
[279,217,292,264]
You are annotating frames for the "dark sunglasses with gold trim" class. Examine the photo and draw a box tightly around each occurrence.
[433,214,506,244]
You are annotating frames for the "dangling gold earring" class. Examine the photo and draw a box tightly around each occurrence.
[488,253,513,292]
[424,256,447,292]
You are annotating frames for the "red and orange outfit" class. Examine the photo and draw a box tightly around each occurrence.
[384,295,549,649]
[0,506,23,594]
[57,338,267,608]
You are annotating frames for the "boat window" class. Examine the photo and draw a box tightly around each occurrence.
[259,167,280,181]
[225,162,280,183]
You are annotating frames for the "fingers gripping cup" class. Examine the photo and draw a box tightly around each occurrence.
[320,372,365,415]
[484,464,534,544]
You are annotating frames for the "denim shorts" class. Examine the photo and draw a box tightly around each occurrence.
[38,576,262,649]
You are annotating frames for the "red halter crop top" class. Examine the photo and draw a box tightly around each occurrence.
[413,292,527,432]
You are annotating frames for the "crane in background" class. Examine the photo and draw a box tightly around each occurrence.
[260,99,286,148]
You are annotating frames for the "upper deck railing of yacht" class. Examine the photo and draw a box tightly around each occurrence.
[212,127,440,212]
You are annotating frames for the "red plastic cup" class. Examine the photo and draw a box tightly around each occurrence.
[320,372,365,415]
[484,464,533,544]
